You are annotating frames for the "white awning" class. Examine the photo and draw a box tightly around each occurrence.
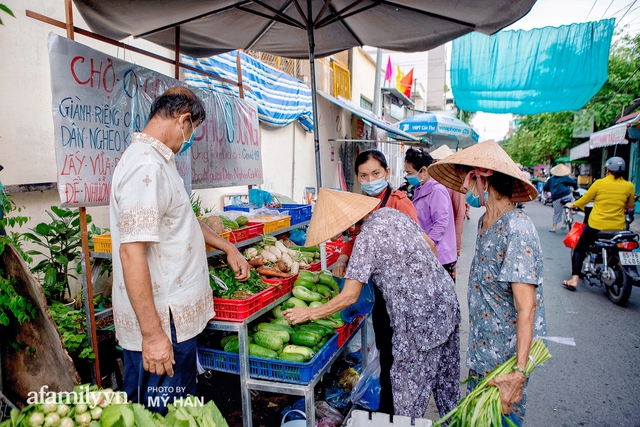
[589,113,640,149]
[318,91,419,141]
[570,141,590,160]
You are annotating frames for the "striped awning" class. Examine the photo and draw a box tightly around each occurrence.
[182,51,314,131]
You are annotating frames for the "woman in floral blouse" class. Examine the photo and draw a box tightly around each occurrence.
[429,140,546,427]
[284,188,461,419]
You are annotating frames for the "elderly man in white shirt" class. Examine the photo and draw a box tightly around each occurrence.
[110,86,250,412]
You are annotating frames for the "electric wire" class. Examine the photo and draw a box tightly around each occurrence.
[586,0,599,20]
[601,0,617,20]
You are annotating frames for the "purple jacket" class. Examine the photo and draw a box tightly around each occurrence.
[412,179,458,265]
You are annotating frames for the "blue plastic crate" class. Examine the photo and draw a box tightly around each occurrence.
[223,205,252,212]
[276,204,312,225]
[198,333,338,385]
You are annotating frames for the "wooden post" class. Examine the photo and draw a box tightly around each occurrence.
[64,0,101,386]
[236,50,245,99]
[174,26,181,79]
[80,208,101,386]
[64,0,73,40]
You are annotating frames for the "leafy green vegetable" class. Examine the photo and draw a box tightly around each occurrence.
[209,264,265,299]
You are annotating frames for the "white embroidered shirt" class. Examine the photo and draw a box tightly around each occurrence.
[109,132,213,351]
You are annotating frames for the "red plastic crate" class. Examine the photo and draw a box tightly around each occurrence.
[263,275,296,299]
[212,286,274,322]
[228,227,248,244]
[336,315,365,348]
[245,222,264,239]
[305,260,322,272]
[326,251,340,267]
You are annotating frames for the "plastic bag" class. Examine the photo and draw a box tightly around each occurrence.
[338,277,374,323]
[248,188,272,208]
[325,387,352,413]
[289,229,307,246]
[315,401,344,425]
[280,398,306,420]
[350,347,381,411]
[563,222,585,249]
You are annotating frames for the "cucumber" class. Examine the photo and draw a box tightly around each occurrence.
[268,330,290,344]
[309,322,335,336]
[297,270,316,282]
[309,301,324,308]
[271,317,292,326]
[294,277,315,290]
[248,343,278,359]
[220,335,238,348]
[314,318,344,329]
[253,331,284,351]
[256,322,295,336]
[290,245,320,252]
[224,340,240,353]
[278,352,306,363]
[284,296,308,308]
[282,345,315,361]
[292,331,322,347]
[298,324,329,337]
[314,284,333,298]
[272,304,285,318]
[292,286,323,302]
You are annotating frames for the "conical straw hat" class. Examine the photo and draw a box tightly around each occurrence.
[305,188,381,247]
[429,145,454,160]
[550,164,571,176]
[427,140,538,203]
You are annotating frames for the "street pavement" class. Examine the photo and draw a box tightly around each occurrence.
[424,199,640,426]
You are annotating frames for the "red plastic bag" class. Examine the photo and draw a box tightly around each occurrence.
[563,222,585,249]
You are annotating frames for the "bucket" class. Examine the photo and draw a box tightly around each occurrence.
[281,409,307,427]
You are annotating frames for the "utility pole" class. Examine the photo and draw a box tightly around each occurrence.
[372,49,383,140]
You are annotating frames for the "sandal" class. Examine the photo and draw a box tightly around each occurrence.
[562,280,577,291]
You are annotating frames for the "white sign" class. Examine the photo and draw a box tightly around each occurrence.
[48,34,262,207]
[589,123,628,149]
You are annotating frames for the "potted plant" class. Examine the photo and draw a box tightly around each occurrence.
[22,206,91,305]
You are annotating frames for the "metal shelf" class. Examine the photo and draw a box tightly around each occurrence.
[94,307,113,320]
[90,220,310,259]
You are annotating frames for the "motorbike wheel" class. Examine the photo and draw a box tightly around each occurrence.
[605,256,633,306]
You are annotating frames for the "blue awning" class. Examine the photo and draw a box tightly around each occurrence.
[318,92,419,141]
[183,51,314,131]
[451,19,615,115]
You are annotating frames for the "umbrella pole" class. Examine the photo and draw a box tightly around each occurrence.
[307,5,322,190]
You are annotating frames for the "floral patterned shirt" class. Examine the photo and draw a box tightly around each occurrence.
[110,132,213,351]
[346,208,460,358]
[467,209,546,376]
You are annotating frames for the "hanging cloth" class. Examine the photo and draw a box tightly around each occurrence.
[451,19,615,115]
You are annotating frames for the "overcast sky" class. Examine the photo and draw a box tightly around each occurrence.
[367,0,640,141]
[474,0,640,141]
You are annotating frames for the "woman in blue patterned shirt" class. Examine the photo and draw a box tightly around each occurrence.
[429,140,546,427]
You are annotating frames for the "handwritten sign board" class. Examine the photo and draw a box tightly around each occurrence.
[48,34,262,207]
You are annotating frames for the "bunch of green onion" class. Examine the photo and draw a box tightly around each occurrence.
[434,338,551,427]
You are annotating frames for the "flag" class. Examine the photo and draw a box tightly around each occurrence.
[399,68,413,98]
[384,57,392,83]
[395,65,404,92]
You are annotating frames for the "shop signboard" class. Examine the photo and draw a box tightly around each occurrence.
[48,34,261,207]
[589,123,628,149]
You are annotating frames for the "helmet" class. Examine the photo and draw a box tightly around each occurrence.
[605,157,626,172]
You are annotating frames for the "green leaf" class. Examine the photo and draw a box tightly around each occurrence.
[34,222,51,236]
[0,4,15,17]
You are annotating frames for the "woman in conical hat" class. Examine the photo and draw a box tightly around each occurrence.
[428,140,546,425]
[283,188,461,419]
[543,164,577,233]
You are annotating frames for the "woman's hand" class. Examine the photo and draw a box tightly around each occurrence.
[330,254,349,278]
[565,202,574,209]
[283,307,314,325]
[488,371,526,414]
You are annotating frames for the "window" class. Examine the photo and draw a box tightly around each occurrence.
[360,96,373,111]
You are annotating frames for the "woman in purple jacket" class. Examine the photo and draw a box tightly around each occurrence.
[405,147,458,279]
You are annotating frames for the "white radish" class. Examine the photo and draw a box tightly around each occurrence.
[298,259,307,267]
[267,245,282,259]
[290,261,300,275]
[274,240,289,253]
[261,249,278,263]
[281,252,294,269]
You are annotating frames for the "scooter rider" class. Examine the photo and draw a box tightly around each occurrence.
[562,157,635,291]
[544,164,577,233]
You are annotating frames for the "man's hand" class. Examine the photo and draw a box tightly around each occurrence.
[142,331,175,377]
[227,250,250,281]
[488,371,526,414]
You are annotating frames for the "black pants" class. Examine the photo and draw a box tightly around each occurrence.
[372,284,395,414]
[572,224,601,276]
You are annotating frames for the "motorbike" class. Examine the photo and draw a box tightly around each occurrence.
[578,195,640,306]
[539,190,552,205]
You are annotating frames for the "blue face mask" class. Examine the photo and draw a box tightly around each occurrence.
[179,117,196,154]
[361,177,388,196]
[466,190,488,208]
[406,174,421,186]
